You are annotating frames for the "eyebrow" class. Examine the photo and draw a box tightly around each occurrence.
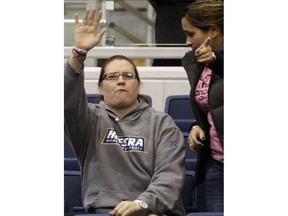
[184,30,194,35]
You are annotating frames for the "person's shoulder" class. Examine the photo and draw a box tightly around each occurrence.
[182,50,196,65]
[87,102,102,114]
[148,108,174,121]
[143,108,182,131]
[183,50,194,57]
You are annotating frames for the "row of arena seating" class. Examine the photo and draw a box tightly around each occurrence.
[64,95,221,215]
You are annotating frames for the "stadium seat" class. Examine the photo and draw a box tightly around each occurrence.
[164,95,196,133]
[186,158,197,172]
[64,134,76,158]
[64,170,85,213]
[87,93,100,103]
[143,94,152,106]
[64,157,80,171]
[64,199,68,214]
[194,181,207,213]
[182,171,197,213]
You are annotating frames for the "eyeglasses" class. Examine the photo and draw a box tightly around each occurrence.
[103,72,137,80]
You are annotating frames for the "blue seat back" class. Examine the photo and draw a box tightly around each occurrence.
[64,170,83,213]
[64,134,76,158]
[164,95,196,133]
[182,171,197,213]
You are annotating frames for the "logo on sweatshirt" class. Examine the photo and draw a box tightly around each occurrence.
[102,128,146,152]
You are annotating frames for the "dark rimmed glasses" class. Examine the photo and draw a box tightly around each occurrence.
[103,72,137,80]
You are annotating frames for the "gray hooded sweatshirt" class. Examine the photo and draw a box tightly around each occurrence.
[64,62,186,215]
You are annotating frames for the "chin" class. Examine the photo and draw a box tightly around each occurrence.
[114,99,130,107]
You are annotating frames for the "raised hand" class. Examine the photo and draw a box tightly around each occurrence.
[74,8,107,51]
[194,37,215,65]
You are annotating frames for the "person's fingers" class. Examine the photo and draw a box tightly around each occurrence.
[74,13,79,28]
[114,202,134,216]
[109,210,115,215]
[191,139,204,147]
[93,10,103,28]
[188,139,196,151]
[82,8,89,25]
[188,142,201,151]
[199,130,206,141]
[194,46,201,56]
[202,36,211,47]
[196,48,214,64]
[188,128,205,151]
[188,138,203,151]
[87,8,96,26]
[110,202,125,216]
[95,27,107,41]
[195,37,212,57]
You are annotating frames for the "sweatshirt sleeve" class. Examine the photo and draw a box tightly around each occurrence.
[137,116,186,215]
[64,61,92,161]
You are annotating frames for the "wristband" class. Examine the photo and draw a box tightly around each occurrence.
[73,45,88,55]
[71,48,85,73]
[72,48,86,61]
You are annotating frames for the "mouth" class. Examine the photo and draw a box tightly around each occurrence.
[115,89,127,93]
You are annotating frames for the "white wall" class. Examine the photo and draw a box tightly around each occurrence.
[84,66,191,112]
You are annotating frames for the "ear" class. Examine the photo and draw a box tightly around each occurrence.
[98,85,103,94]
[209,24,219,39]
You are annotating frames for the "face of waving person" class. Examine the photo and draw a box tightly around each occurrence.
[100,59,140,113]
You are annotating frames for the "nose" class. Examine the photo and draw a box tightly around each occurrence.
[185,38,192,47]
[117,74,125,84]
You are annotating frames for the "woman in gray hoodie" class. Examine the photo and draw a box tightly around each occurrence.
[64,8,186,216]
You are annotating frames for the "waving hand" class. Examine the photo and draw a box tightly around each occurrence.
[74,8,107,51]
